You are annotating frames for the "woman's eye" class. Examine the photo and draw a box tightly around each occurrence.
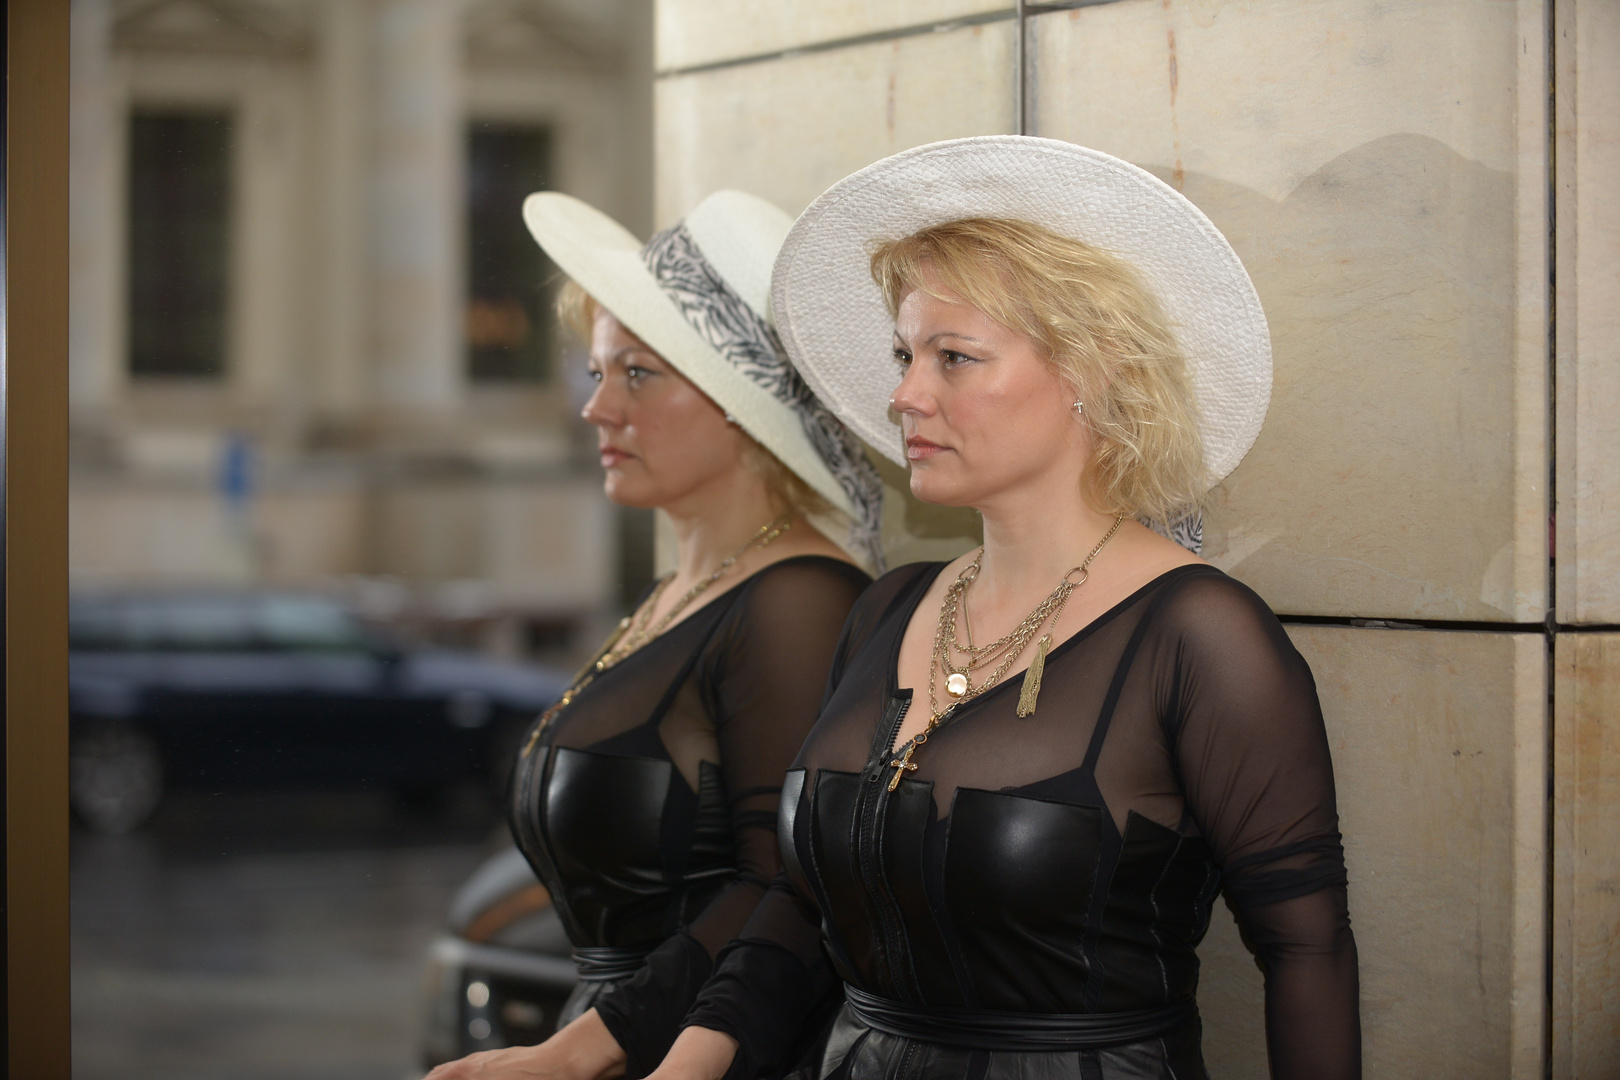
[588,369,604,383]
[940,349,979,368]
[892,349,913,367]
[625,366,650,383]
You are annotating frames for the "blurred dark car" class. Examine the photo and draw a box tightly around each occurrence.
[68,591,567,832]
[419,845,576,1067]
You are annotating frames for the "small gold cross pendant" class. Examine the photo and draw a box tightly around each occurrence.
[887,748,918,792]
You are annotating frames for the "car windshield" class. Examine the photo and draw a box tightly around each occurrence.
[70,595,372,653]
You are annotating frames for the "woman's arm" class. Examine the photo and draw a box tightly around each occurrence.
[1165,576,1361,1079]
[422,1008,627,1080]
[641,1026,739,1080]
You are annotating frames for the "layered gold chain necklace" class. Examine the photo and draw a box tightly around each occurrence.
[522,512,793,758]
[886,514,1125,791]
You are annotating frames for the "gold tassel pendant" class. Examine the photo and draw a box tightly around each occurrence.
[1017,634,1052,717]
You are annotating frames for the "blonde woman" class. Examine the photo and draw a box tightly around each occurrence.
[653,139,1359,1080]
[426,191,880,1079]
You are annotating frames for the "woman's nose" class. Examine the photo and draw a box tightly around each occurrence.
[889,360,938,417]
[581,380,622,427]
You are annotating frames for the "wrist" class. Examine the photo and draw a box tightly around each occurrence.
[646,1026,738,1080]
[552,1009,628,1080]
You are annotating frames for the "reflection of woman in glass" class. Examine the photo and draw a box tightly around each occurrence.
[426,190,881,1080]
[652,138,1360,1080]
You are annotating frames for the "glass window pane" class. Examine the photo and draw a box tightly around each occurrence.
[466,123,554,382]
[127,110,233,378]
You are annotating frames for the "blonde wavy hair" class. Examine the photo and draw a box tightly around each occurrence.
[558,279,831,518]
[869,218,1207,527]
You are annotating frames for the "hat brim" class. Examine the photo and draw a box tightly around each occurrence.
[769,136,1271,485]
[522,192,857,521]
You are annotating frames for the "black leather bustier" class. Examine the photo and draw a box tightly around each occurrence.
[511,734,737,950]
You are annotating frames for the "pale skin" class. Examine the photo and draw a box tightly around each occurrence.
[421,305,849,1080]
[646,273,1202,1080]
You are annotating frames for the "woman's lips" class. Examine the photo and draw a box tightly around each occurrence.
[905,436,947,461]
[599,447,633,468]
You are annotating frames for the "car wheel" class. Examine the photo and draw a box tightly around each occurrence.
[70,723,164,834]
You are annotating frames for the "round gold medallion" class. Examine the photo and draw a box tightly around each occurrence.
[945,672,969,698]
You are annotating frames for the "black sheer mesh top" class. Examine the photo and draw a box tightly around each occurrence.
[687,562,1360,1080]
[508,555,870,1075]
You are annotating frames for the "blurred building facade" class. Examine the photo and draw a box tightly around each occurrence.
[69,0,655,657]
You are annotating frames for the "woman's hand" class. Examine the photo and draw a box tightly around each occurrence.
[423,1008,628,1080]
[641,1026,739,1080]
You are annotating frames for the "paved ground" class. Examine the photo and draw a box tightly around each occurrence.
[71,787,505,1080]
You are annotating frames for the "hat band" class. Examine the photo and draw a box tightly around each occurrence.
[641,223,885,569]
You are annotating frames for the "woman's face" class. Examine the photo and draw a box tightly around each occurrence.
[581,306,749,510]
[891,280,1088,509]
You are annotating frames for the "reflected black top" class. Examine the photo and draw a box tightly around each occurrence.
[508,556,869,1077]
[687,562,1360,1080]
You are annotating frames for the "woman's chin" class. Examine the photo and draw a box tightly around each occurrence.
[907,474,973,508]
[601,474,660,510]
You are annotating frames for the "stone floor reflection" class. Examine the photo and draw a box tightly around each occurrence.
[72,786,504,1080]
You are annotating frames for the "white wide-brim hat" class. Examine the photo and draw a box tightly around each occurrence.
[524,189,885,566]
[771,136,1272,486]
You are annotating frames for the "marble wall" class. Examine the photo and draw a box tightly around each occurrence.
[653,0,1617,1073]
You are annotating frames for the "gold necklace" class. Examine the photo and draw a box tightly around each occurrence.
[886,514,1125,792]
[601,512,794,668]
[521,512,793,759]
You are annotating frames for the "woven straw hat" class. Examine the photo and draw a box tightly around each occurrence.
[770,136,1272,486]
[524,190,885,566]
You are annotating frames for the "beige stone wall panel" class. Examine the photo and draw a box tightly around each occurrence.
[1554,0,1620,623]
[1031,0,1549,621]
[1194,626,1546,1077]
[655,20,1015,225]
[1552,633,1620,1078]
[656,0,1008,73]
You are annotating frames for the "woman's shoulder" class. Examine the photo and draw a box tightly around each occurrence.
[1144,564,1305,666]
[729,554,873,616]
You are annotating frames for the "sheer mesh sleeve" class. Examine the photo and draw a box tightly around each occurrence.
[682,568,931,1080]
[593,558,870,1075]
[1159,577,1361,1079]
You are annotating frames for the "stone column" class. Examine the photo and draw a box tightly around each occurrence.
[312,0,371,418]
[369,0,464,416]
[69,0,119,414]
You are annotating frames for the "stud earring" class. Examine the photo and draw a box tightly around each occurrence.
[1072,401,1085,416]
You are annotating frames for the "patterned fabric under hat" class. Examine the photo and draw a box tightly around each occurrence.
[641,223,884,571]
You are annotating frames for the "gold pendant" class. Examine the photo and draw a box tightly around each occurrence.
[945,671,969,697]
[887,747,919,791]
[1016,634,1052,718]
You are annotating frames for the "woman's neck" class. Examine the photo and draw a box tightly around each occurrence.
[664,474,784,584]
[974,491,1121,599]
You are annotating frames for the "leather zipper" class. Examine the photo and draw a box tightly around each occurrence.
[854,693,916,995]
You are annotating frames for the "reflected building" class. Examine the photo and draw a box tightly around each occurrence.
[69,0,654,659]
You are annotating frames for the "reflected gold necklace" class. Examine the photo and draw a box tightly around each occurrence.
[886,514,1125,792]
[521,512,793,759]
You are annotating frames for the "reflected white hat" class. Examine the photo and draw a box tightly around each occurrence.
[523,189,884,568]
[770,136,1272,486]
